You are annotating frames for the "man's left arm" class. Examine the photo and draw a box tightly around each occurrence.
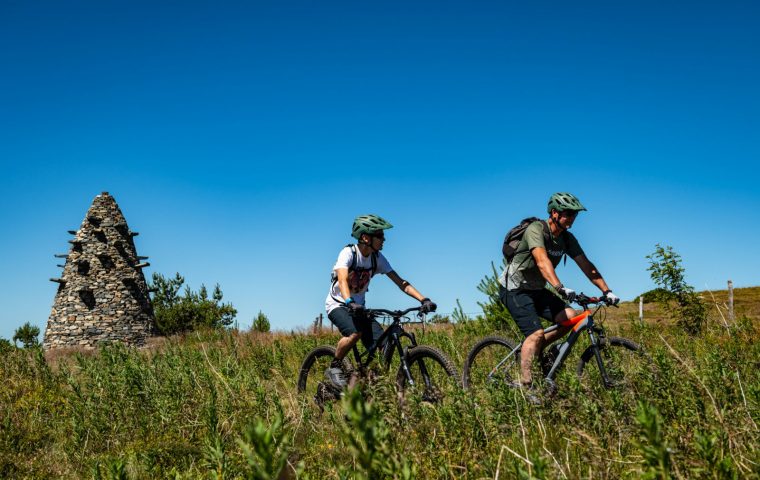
[386,271,425,301]
[573,254,611,294]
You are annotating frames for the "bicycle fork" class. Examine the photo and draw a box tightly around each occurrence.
[394,331,424,386]
[586,327,616,388]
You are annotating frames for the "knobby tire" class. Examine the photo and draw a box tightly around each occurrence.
[462,336,521,390]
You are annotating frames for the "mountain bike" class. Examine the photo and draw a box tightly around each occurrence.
[462,293,652,396]
[298,306,459,408]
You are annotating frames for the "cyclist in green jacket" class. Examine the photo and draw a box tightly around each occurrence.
[499,192,620,401]
[324,214,437,390]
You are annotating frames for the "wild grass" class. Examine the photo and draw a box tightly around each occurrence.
[2,288,759,479]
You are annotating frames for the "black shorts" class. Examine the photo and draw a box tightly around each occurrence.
[328,307,384,350]
[500,286,569,337]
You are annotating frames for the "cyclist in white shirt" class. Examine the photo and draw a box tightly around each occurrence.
[324,214,437,389]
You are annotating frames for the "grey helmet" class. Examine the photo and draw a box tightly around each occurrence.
[351,214,393,239]
[547,192,587,214]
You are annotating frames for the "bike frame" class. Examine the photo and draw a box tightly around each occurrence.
[489,297,617,387]
[349,307,427,386]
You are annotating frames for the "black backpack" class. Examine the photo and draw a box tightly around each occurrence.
[502,217,552,264]
[330,244,378,284]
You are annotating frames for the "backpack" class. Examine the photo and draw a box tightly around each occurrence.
[330,244,378,284]
[502,217,552,264]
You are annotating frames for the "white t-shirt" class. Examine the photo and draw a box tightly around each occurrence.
[325,245,393,313]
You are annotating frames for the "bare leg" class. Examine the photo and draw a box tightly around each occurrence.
[521,307,574,383]
[521,329,545,385]
[335,332,362,360]
[544,307,575,345]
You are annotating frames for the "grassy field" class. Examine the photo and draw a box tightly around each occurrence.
[2,288,759,479]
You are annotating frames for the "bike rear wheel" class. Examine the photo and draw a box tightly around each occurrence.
[462,336,521,390]
[576,336,652,390]
[396,345,459,405]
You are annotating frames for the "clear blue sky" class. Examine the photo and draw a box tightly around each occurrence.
[1,0,758,341]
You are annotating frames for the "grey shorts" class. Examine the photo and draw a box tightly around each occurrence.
[328,307,384,350]
[500,286,568,337]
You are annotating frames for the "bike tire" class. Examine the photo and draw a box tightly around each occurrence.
[297,346,352,394]
[576,336,651,389]
[462,336,521,390]
[396,345,460,405]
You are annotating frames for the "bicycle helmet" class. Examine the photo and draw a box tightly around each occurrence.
[351,214,393,239]
[547,192,587,214]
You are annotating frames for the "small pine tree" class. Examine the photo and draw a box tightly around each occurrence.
[251,311,271,333]
[0,337,14,353]
[13,322,40,348]
[646,244,707,334]
[149,273,237,335]
[476,262,514,330]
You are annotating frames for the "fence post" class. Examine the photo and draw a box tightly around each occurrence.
[639,296,644,323]
[728,280,734,324]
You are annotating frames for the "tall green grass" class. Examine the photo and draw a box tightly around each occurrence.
[1,310,759,478]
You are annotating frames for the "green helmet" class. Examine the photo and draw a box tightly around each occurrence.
[351,214,393,239]
[547,192,587,214]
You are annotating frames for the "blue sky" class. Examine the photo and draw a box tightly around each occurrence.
[1,1,758,341]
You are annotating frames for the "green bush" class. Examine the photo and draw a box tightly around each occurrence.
[12,322,40,348]
[0,338,14,353]
[639,287,670,304]
[251,311,271,333]
[149,273,237,335]
[476,262,514,331]
[646,244,707,334]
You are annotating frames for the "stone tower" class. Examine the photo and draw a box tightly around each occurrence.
[44,192,155,350]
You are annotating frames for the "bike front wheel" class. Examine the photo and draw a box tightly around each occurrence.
[396,345,459,405]
[462,336,521,390]
[576,336,652,390]
[297,346,353,405]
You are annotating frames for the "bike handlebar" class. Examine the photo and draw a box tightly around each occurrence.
[365,306,425,318]
[574,293,610,308]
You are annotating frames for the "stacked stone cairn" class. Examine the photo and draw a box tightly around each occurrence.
[43,192,156,350]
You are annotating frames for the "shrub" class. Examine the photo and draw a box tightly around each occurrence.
[13,322,40,348]
[0,337,14,353]
[251,311,271,333]
[646,244,707,334]
[639,288,670,304]
[476,262,514,330]
[149,273,237,335]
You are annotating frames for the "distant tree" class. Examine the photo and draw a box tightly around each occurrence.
[476,262,514,329]
[13,322,40,348]
[149,273,237,335]
[251,311,271,333]
[646,244,707,334]
[0,337,14,353]
[639,288,670,304]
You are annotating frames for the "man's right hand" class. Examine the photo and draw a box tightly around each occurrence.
[556,286,576,302]
[345,298,365,314]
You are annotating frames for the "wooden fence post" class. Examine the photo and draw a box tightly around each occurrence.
[639,296,644,323]
[728,280,734,324]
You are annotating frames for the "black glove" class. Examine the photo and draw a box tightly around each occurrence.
[420,298,437,313]
[345,297,365,314]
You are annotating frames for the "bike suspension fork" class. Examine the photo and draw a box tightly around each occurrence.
[587,329,614,388]
[393,332,415,385]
